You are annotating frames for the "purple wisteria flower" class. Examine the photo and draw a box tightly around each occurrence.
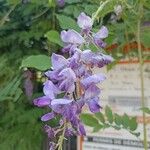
[61,29,85,45]
[33,12,113,150]
[77,12,93,31]
[93,26,108,48]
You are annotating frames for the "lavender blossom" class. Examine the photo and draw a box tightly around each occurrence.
[77,12,93,31]
[33,12,113,150]
[61,29,85,44]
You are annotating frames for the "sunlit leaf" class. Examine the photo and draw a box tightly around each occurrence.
[45,30,63,47]
[21,55,51,71]
[105,106,113,123]
[80,113,99,127]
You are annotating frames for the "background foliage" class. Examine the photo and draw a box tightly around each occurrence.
[0,0,150,150]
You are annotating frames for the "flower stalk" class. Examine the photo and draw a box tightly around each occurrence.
[136,2,148,150]
[92,0,112,22]
[57,121,67,150]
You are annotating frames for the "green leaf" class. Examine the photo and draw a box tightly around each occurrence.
[48,0,56,7]
[65,0,81,4]
[105,106,113,123]
[94,0,116,19]
[80,113,99,127]
[84,4,98,15]
[21,55,51,71]
[56,14,80,31]
[141,107,150,114]
[45,30,63,47]
[122,113,130,129]
[93,124,103,132]
[7,0,20,4]
[114,113,122,126]
[95,112,105,124]
[129,117,137,131]
[141,30,150,47]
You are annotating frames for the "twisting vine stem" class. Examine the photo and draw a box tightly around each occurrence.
[136,2,148,150]
[0,4,17,28]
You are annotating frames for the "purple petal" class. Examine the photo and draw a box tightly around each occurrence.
[68,49,82,68]
[49,142,57,150]
[102,54,114,64]
[58,68,76,92]
[45,70,58,80]
[62,44,77,54]
[33,96,51,107]
[92,54,113,67]
[65,128,75,137]
[94,26,108,39]
[59,68,76,80]
[44,125,55,138]
[59,79,75,93]
[51,53,68,70]
[41,112,55,121]
[81,74,106,88]
[77,12,93,30]
[51,99,73,105]
[78,123,86,136]
[94,38,107,48]
[84,84,100,100]
[43,80,60,99]
[81,49,94,64]
[61,29,85,44]
[87,97,100,113]
[51,104,65,114]
[76,99,85,114]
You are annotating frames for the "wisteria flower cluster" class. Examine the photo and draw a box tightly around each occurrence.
[34,12,113,150]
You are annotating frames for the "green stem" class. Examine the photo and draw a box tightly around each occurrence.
[0,4,17,28]
[92,0,111,22]
[137,3,148,150]
[58,121,67,150]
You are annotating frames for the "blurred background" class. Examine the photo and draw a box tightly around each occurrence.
[0,0,150,150]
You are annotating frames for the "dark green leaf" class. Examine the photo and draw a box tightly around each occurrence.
[105,106,113,123]
[56,14,80,31]
[93,124,103,132]
[45,30,63,47]
[65,0,81,4]
[95,112,105,124]
[122,113,130,129]
[80,113,99,127]
[21,55,51,71]
[114,113,122,126]
[129,117,138,131]
[141,30,150,47]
